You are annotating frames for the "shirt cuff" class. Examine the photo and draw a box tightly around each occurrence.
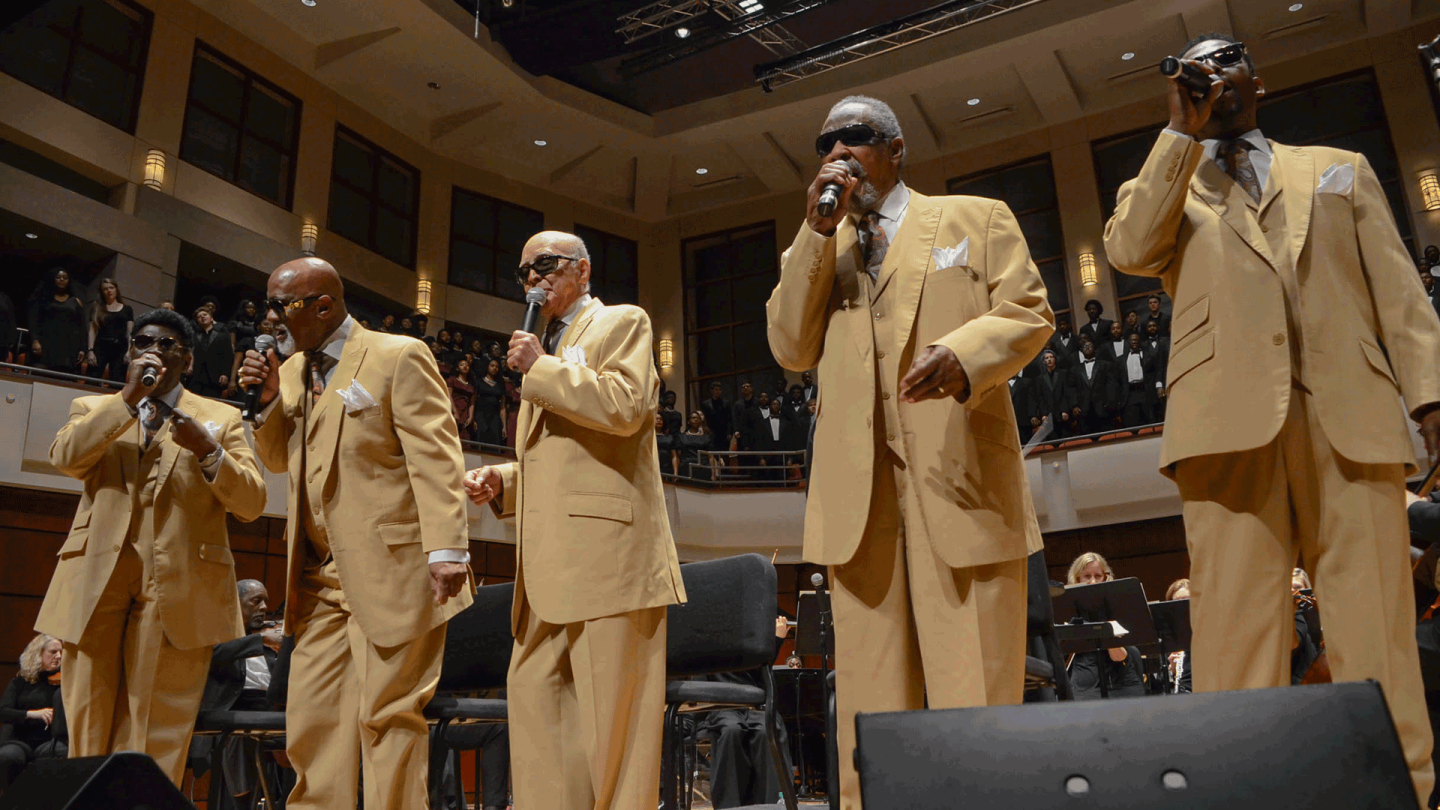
[199,448,226,482]
[427,549,471,565]
[1162,128,1194,140]
[251,397,282,428]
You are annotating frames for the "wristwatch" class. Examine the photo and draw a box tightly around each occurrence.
[198,446,224,467]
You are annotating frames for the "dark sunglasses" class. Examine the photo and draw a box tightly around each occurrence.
[516,254,578,285]
[815,123,888,157]
[132,334,183,352]
[265,295,323,315]
[1191,42,1246,68]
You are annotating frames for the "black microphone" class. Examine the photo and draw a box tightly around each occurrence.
[141,367,158,387]
[243,334,277,422]
[521,288,546,336]
[1159,56,1215,98]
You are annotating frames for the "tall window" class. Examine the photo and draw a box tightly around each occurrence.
[328,126,419,269]
[574,225,638,306]
[0,0,152,132]
[180,44,300,208]
[448,187,543,303]
[1092,125,1168,321]
[683,222,783,403]
[948,155,1071,320]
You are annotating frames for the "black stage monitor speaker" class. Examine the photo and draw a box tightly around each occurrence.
[0,752,192,810]
[855,681,1416,809]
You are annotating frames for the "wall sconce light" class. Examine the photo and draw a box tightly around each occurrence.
[300,222,318,256]
[1422,173,1440,212]
[658,338,674,371]
[143,149,165,190]
[415,279,433,315]
[1079,252,1099,286]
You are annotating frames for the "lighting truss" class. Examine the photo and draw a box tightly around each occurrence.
[754,0,1047,91]
[617,0,838,76]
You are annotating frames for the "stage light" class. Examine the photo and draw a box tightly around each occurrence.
[658,339,674,371]
[300,222,318,255]
[675,27,690,38]
[416,279,433,315]
[1079,252,1098,286]
[143,149,165,190]
[24,233,37,239]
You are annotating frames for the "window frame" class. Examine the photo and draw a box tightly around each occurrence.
[327,124,421,270]
[573,223,639,306]
[681,220,782,403]
[446,185,545,302]
[178,41,302,210]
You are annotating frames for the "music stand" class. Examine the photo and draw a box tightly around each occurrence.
[773,666,826,797]
[1147,598,1192,695]
[795,592,835,658]
[1051,578,1158,697]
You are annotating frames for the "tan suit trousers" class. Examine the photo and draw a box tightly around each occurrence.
[508,595,667,810]
[284,558,446,810]
[831,451,1027,810]
[60,538,211,786]
[1175,386,1434,805]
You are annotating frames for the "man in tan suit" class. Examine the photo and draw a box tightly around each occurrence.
[37,308,267,784]
[1104,34,1440,804]
[237,258,472,810]
[767,96,1053,809]
[464,231,686,810]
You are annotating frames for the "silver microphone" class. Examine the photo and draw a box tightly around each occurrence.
[141,367,158,387]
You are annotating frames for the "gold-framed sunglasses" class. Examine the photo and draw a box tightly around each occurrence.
[265,295,324,315]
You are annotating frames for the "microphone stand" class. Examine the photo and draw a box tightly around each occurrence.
[810,572,834,802]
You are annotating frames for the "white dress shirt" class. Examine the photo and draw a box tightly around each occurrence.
[546,293,594,353]
[1126,353,1145,384]
[1082,358,1096,382]
[806,181,912,241]
[242,654,271,691]
[1164,127,1273,197]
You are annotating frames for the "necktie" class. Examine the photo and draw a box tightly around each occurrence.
[1218,139,1262,203]
[307,352,335,406]
[543,318,566,355]
[141,399,170,448]
[859,210,889,282]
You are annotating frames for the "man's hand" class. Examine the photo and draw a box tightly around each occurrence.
[805,159,859,236]
[507,330,544,375]
[26,708,54,727]
[1165,60,1225,139]
[1420,408,1440,468]
[463,466,502,507]
[121,353,166,409]
[899,345,970,404]
[261,625,283,651]
[429,561,469,605]
[237,349,282,408]
[775,615,790,640]
[168,408,221,458]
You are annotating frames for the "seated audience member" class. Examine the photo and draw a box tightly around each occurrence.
[1068,340,1117,435]
[1097,321,1128,364]
[699,615,792,808]
[1143,293,1170,337]
[0,635,66,794]
[1031,349,1072,436]
[1065,553,1145,699]
[679,411,715,480]
[1164,579,1193,694]
[200,581,282,810]
[1118,333,1157,428]
[656,412,679,476]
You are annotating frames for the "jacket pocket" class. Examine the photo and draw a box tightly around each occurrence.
[198,543,234,565]
[1359,339,1399,388]
[57,530,88,558]
[1171,295,1210,342]
[1167,330,1215,388]
[378,519,422,547]
[566,492,634,524]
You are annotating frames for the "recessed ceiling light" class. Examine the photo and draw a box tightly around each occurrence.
[675,26,690,38]
[534,139,547,146]
[300,0,316,6]
[1288,2,1303,10]
[739,0,763,10]
[427,81,441,90]
[696,167,709,175]
[967,98,981,106]
[1121,52,1136,61]
[24,233,38,239]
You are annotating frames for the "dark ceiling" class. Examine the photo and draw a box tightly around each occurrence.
[466,0,940,113]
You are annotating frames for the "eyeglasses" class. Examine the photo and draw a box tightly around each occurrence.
[265,295,324,315]
[815,123,888,157]
[132,334,182,352]
[515,254,578,285]
[1191,42,1247,68]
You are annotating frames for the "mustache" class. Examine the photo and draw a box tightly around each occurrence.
[842,158,865,180]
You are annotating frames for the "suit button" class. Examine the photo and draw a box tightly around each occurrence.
[877,350,887,359]
[874,311,883,320]
[1260,224,1270,233]
[882,392,891,400]
[1272,333,1286,346]
[866,416,872,427]
[887,433,896,442]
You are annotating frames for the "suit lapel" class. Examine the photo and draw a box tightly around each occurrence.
[1274,144,1314,267]
[1191,159,1277,271]
[153,391,195,496]
[310,329,369,495]
[888,194,943,357]
[525,299,602,450]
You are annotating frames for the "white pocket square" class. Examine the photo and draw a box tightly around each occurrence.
[337,380,377,414]
[561,345,588,368]
[931,237,971,273]
[1316,163,1355,196]
[203,420,222,439]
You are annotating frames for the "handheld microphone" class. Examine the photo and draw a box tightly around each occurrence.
[816,183,843,217]
[141,367,158,387]
[521,288,546,336]
[1159,56,1215,98]
[243,334,278,422]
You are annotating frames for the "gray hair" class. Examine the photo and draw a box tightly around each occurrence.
[830,95,905,142]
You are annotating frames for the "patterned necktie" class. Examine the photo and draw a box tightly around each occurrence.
[1219,139,1262,203]
[307,352,335,406]
[859,210,889,282]
[141,399,170,448]
[543,318,566,355]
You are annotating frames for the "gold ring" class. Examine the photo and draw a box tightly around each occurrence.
[938,385,946,395]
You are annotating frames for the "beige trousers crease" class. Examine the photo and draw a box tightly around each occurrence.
[61,537,211,786]
[830,453,1027,810]
[283,558,446,810]
[507,595,667,810]
[1174,387,1434,806]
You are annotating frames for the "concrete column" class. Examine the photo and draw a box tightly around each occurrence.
[105,253,173,313]
[1051,134,1118,322]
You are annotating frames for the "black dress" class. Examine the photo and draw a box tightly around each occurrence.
[0,672,65,792]
[32,296,86,374]
[656,432,678,476]
[473,376,506,446]
[230,318,259,356]
[678,431,712,479]
[92,304,133,379]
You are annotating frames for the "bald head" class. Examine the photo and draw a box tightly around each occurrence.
[523,231,590,264]
[237,579,270,631]
[238,579,264,598]
[268,257,348,352]
[520,230,592,320]
[273,257,345,301]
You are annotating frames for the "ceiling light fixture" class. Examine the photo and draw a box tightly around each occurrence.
[696,167,709,175]
[24,233,38,239]
[534,139,548,146]
[1121,52,1135,61]
[967,98,981,106]
[738,0,764,11]
[1288,2,1303,10]
[675,26,690,38]
[427,82,441,90]
[300,0,316,6]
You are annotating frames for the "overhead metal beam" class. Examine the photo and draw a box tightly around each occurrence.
[617,0,806,56]
[754,0,1047,91]
[618,0,838,76]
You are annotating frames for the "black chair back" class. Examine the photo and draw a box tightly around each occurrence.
[438,582,516,693]
[666,553,777,678]
[1026,548,1056,633]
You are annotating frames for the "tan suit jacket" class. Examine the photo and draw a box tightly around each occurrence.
[767,190,1054,569]
[491,298,686,631]
[253,325,473,648]
[1104,130,1440,475]
[37,390,266,650]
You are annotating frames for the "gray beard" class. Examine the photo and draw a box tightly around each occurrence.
[274,330,297,360]
[848,178,884,213]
